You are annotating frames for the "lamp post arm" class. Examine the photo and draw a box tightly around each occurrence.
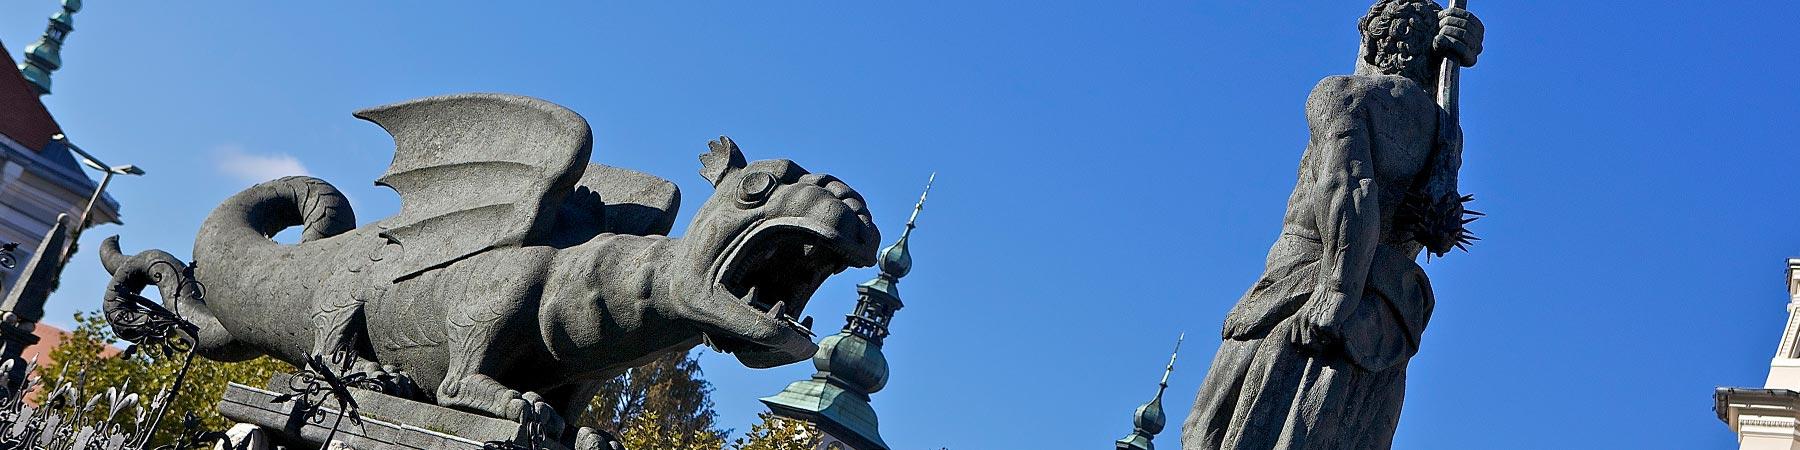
[61,170,114,267]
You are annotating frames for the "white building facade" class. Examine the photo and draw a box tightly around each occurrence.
[1717,259,1800,450]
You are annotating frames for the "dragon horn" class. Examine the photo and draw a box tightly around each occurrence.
[99,236,127,274]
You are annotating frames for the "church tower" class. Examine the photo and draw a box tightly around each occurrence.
[1715,259,1800,449]
[761,174,932,450]
[18,0,81,96]
[1,0,122,365]
[1117,334,1182,450]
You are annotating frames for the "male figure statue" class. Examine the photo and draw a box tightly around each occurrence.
[1182,1,1483,449]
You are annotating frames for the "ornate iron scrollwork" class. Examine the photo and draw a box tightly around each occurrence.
[0,242,18,269]
[271,351,370,446]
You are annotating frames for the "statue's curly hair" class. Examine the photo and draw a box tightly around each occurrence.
[1358,0,1442,82]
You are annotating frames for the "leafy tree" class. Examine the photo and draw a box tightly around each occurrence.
[617,410,820,450]
[31,311,292,446]
[579,350,722,444]
[725,413,821,450]
[581,351,821,450]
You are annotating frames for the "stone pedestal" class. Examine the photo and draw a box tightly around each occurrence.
[214,423,269,450]
[218,375,617,450]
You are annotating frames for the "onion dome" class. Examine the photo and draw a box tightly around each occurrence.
[18,0,82,96]
[1117,334,1184,450]
[813,333,889,394]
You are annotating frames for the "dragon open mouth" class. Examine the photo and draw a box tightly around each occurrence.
[705,219,861,353]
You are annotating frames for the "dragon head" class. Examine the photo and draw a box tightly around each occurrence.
[669,137,880,368]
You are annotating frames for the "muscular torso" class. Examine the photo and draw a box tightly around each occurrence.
[1280,74,1441,246]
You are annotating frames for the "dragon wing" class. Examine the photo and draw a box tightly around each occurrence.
[548,164,681,247]
[355,93,592,281]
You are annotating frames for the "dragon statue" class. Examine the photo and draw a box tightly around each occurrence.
[98,94,880,428]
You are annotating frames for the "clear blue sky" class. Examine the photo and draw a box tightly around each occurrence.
[3,2,1796,449]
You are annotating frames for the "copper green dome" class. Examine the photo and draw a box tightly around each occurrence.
[1117,334,1183,450]
[1132,395,1166,434]
[18,0,81,96]
[876,237,911,278]
[814,333,889,394]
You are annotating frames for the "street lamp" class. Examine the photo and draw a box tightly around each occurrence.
[54,133,143,266]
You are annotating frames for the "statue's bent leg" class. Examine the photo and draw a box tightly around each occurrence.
[1184,336,1260,449]
[439,371,525,418]
[1337,364,1405,450]
[434,302,561,428]
[438,363,568,437]
[1189,317,1378,450]
[310,295,428,397]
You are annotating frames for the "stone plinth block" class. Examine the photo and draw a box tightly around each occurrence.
[218,375,576,450]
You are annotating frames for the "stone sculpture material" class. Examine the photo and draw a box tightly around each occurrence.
[99,93,881,429]
[1182,1,1484,448]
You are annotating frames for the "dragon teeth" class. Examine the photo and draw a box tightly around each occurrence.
[785,316,816,337]
[767,301,785,319]
[701,333,723,352]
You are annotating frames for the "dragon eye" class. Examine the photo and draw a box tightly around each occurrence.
[738,172,778,205]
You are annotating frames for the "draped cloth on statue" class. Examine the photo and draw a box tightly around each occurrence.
[1183,234,1433,450]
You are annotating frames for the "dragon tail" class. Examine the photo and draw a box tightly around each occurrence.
[101,176,356,361]
[195,175,357,254]
[99,236,258,360]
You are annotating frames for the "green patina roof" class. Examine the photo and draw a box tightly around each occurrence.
[760,376,888,450]
[18,0,81,97]
[24,40,62,70]
[1116,433,1154,450]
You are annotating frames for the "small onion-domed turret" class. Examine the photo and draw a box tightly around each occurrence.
[18,0,83,96]
[1117,334,1183,450]
[761,173,934,450]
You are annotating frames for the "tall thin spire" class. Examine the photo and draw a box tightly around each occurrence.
[18,0,83,96]
[1117,333,1184,450]
[899,173,933,240]
[1156,332,1183,398]
[761,173,936,450]
[843,172,932,344]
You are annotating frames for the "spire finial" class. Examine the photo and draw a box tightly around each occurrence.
[877,172,933,278]
[902,172,934,236]
[1155,332,1184,399]
[1117,332,1184,450]
[18,0,82,96]
[1159,333,1188,392]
